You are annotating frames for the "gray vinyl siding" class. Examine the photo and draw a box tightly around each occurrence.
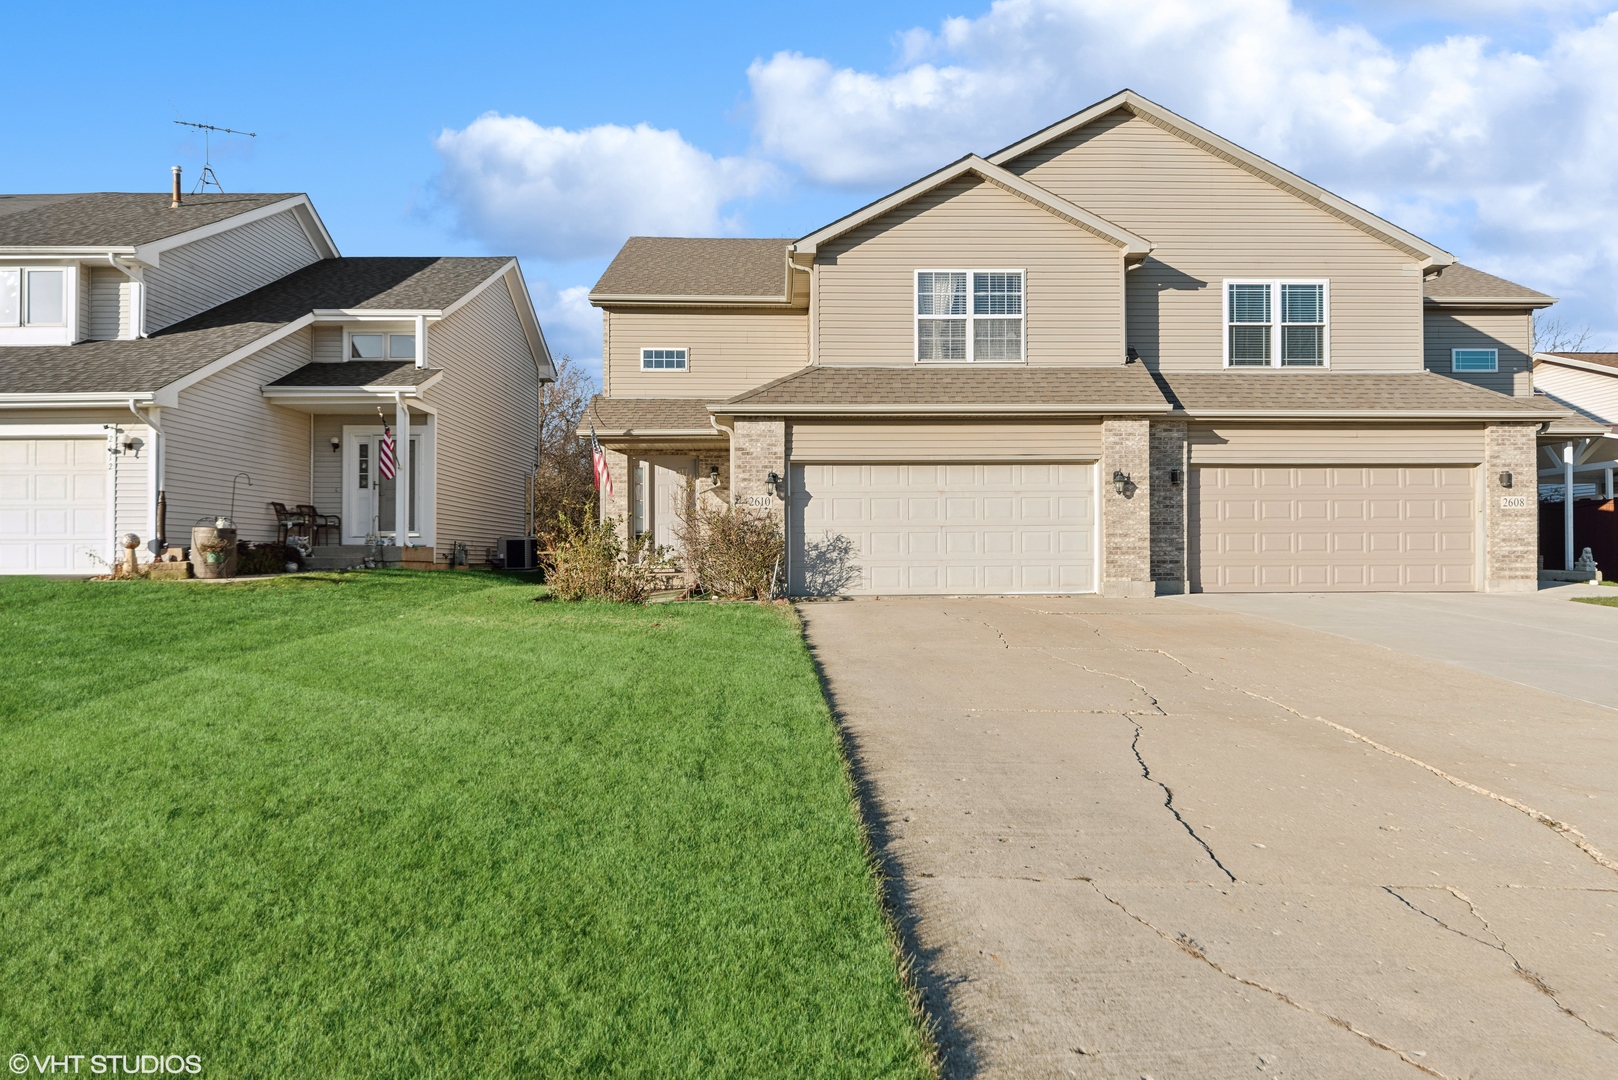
[144,209,322,333]
[1006,111,1424,373]
[604,308,807,398]
[421,275,540,557]
[88,267,128,340]
[161,328,314,542]
[789,420,1103,460]
[111,422,152,544]
[313,325,343,362]
[1423,309,1533,396]
[814,175,1124,367]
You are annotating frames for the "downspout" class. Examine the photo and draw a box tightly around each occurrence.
[108,253,145,338]
[129,398,164,548]
[1564,441,1575,571]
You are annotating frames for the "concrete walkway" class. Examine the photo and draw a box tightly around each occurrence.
[1183,583,1618,710]
[799,597,1618,1079]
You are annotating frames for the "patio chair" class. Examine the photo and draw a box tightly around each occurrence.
[269,502,310,545]
[298,504,341,546]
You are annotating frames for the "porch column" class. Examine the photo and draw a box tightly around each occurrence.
[396,393,412,546]
[1564,441,1575,570]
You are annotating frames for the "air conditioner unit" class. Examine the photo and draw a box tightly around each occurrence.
[500,536,537,571]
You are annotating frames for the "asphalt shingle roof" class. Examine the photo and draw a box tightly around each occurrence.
[723,364,1169,409]
[1423,263,1555,305]
[0,192,302,248]
[0,256,511,395]
[1543,352,1618,370]
[1155,371,1562,415]
[584,396,716,434]
[266,361,440,388]
[592,237,792,299]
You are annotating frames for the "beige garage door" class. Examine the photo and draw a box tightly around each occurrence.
[0,438,108,574]
[1192,465,1477,592]
[790,462,1095,595]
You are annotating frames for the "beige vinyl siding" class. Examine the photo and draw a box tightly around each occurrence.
[789,420,1103,461]
[161,328,314,542]
[87,267,127,340]
[604,308,807,398]
[313,325,344,363]
[421,275,539,557]
[1534,364,1618,425]
[814,176,1124,367]
[1007,111,1423,373]
[144,209,322,332]
[111,422,151,544]
[1424,309,1532,396]
[1188,423,1485,464]
[76,265,92,342]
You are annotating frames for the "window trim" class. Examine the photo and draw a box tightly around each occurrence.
[914,268,1027,364]
[1451,347,1498,373]
[640,347,689,372]
[343,328,416,362]
[1221,279,1330,369]
[0,266,70,328]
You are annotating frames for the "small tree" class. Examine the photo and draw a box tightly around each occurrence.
[533,354,599,546]
[1533,315,1597,354]
[675,493,785,600]
[545,512,656,604]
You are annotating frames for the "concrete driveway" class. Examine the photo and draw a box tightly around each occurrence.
[798,596,1618,1079]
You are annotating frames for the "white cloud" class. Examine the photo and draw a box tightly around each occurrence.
[528,278,603,380]
[747,0,1618,340]
[435,114,774,261]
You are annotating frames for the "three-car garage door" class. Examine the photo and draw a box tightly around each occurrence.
[791,462,1095,595]
[1191,465,1477,592]
[0,439,108,574]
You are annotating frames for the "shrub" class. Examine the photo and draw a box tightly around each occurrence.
[544,513,656,603]
[675,501,784,600]
[237,542,299,575]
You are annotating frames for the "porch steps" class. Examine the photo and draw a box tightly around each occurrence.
[303,545,436,571]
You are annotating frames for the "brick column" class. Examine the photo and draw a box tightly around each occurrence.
[731,418,787,521]
[599,447,630,527]
[1101,417,1151,598]
[1484,422,1538,592]
[1149,418,1188,594]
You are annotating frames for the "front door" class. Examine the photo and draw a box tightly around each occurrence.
[631,456,696,556]
[345,430,421,543]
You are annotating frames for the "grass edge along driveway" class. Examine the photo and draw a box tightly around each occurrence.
[0,572,930,1079]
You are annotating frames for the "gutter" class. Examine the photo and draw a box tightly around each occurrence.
[711,402,1176,417]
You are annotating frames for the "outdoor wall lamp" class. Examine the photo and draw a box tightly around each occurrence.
[766,471,782,496]
[1112,469,1131,495]
[1500,471,1514,488]
[709,465,720,486]
[330,436,341,453]
[1168,467,1182,486]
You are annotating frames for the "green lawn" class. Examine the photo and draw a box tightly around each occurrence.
[0,573,928,1079]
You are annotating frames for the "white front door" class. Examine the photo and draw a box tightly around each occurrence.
[630,456,695,555]
[343,429,421,543]
[0,438,108,574]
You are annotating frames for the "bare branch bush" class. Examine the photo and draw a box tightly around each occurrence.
[675,486,785,600]
[1533,315,1597,355]
[533,354,600,546]
[544,513,656,604]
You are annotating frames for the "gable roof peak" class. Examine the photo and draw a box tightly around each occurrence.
[987,89,1454,268]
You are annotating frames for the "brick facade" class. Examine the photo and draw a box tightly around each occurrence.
[1483,422,1539,592]
[731,418,788,521]
[1101,416,1152,597]
[1148,418,1188,593]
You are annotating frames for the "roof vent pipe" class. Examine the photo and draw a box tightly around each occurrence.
[171,166,182,209]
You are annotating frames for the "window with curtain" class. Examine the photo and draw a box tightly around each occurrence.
[1225,280,1329,367]
[917,270,1023,361]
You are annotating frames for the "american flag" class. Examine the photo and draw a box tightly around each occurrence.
[590,424,613,497]
[378,423,396,481]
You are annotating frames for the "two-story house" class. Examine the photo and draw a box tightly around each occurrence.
[587,89,1573,596]
[0,179,553,574]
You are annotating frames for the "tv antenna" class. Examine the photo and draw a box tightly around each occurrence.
[173,120,256,193]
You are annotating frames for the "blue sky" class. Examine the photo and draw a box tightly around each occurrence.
[9,2,1618,371]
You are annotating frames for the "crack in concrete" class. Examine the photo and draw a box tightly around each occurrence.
[1039,648,1237,883]
[944,609,1012,649]
[1030,609,1618,879]
[1085,878,1451,1078]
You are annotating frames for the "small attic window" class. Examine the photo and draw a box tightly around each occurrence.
[641,348,688,371]
[350,334,384,359]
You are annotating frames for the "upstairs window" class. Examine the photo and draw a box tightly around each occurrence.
[1452,348,1498,373]
[0,267,66,327]
[641,348,688,371]
[917,270,1023,362]
[350,333,415,360]
[1225,280,1328,367]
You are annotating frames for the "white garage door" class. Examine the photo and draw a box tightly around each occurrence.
[1192,465,1476,592]
[0,439,108,574]
[790,462,1095,595]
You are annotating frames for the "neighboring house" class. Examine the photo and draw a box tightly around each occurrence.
[587,89,1569,596]
[1528,352,1618,570]
[0,188,552,574]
